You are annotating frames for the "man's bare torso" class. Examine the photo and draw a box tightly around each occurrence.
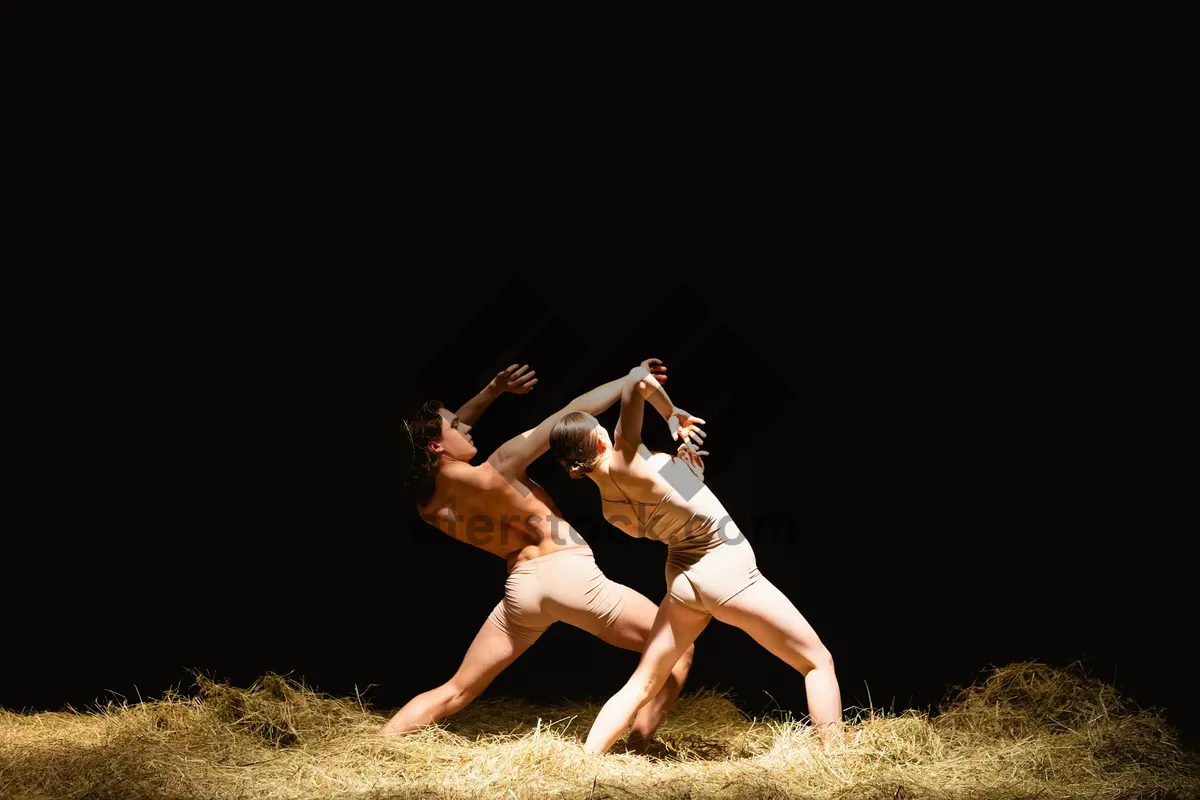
[418,460,588,569]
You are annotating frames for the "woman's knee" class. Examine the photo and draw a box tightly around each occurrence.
[628,670,663,706]
[807,645,835,675]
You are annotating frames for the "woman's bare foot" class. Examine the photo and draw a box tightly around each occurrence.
[817,720,845,752]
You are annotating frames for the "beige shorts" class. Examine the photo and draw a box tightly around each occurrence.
[666,537,761,614]
[487,546,628,644]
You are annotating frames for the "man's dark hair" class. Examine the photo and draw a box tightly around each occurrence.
[401,399,445,507]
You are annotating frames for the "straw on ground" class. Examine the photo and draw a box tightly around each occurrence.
[1,662,1196,799]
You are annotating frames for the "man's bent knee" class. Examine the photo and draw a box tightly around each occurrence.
[444,682,482,715]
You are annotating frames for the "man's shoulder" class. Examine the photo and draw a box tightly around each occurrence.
[444,461,507,490]
[416,464,502,517]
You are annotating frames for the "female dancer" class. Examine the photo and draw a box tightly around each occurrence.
[549,362,842,752]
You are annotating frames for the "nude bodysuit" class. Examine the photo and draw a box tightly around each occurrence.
[603,463,761,613]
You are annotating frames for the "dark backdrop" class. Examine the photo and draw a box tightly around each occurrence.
[4,3,1191,747]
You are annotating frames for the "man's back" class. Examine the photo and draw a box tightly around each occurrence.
[418,459,588,568]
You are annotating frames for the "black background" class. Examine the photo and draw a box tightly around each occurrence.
[4,3,1192,748]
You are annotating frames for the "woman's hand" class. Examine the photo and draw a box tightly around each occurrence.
[639,357,668,384]
[490,364,538,394]
[676,440,709,476]
[669,407,707,447]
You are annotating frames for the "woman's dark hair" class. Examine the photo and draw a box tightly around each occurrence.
[401,399,445,506]
[549,411,603,479]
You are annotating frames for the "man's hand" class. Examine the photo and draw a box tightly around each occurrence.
[669,407,707,447]
[640,357,668,384]
[491,364,538,395]
[456,362,539,430]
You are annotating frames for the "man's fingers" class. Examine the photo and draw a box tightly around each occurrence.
[511,364,530,378]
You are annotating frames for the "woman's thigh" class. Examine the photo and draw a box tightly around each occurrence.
[711,575,829,673]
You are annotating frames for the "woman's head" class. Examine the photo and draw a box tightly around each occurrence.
[549,411,610,479]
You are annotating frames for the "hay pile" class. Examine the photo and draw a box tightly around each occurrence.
[1,663,1196,799]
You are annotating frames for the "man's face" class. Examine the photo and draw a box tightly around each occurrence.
[433,408,477,462]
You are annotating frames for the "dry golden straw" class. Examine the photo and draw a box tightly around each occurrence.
[2,662,1196,799]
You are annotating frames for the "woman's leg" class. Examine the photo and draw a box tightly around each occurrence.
[541,553,695,749]
[379,616,538,736]
[711,576,842,738]
[591,588,698,750]
[585,595,711,753]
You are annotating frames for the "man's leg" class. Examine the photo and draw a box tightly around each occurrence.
[380,615,538,736]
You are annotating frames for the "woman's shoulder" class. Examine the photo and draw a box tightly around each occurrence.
[644,449,674,470]
[608,449,668,496]
[633,451,704,495]
[611,441,666,468]
[651,452,707,493]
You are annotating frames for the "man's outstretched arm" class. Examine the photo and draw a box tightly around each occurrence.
[454,364,538,430]
[487,364,666,475]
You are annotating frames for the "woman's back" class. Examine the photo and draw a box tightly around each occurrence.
[601,446,743,570]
